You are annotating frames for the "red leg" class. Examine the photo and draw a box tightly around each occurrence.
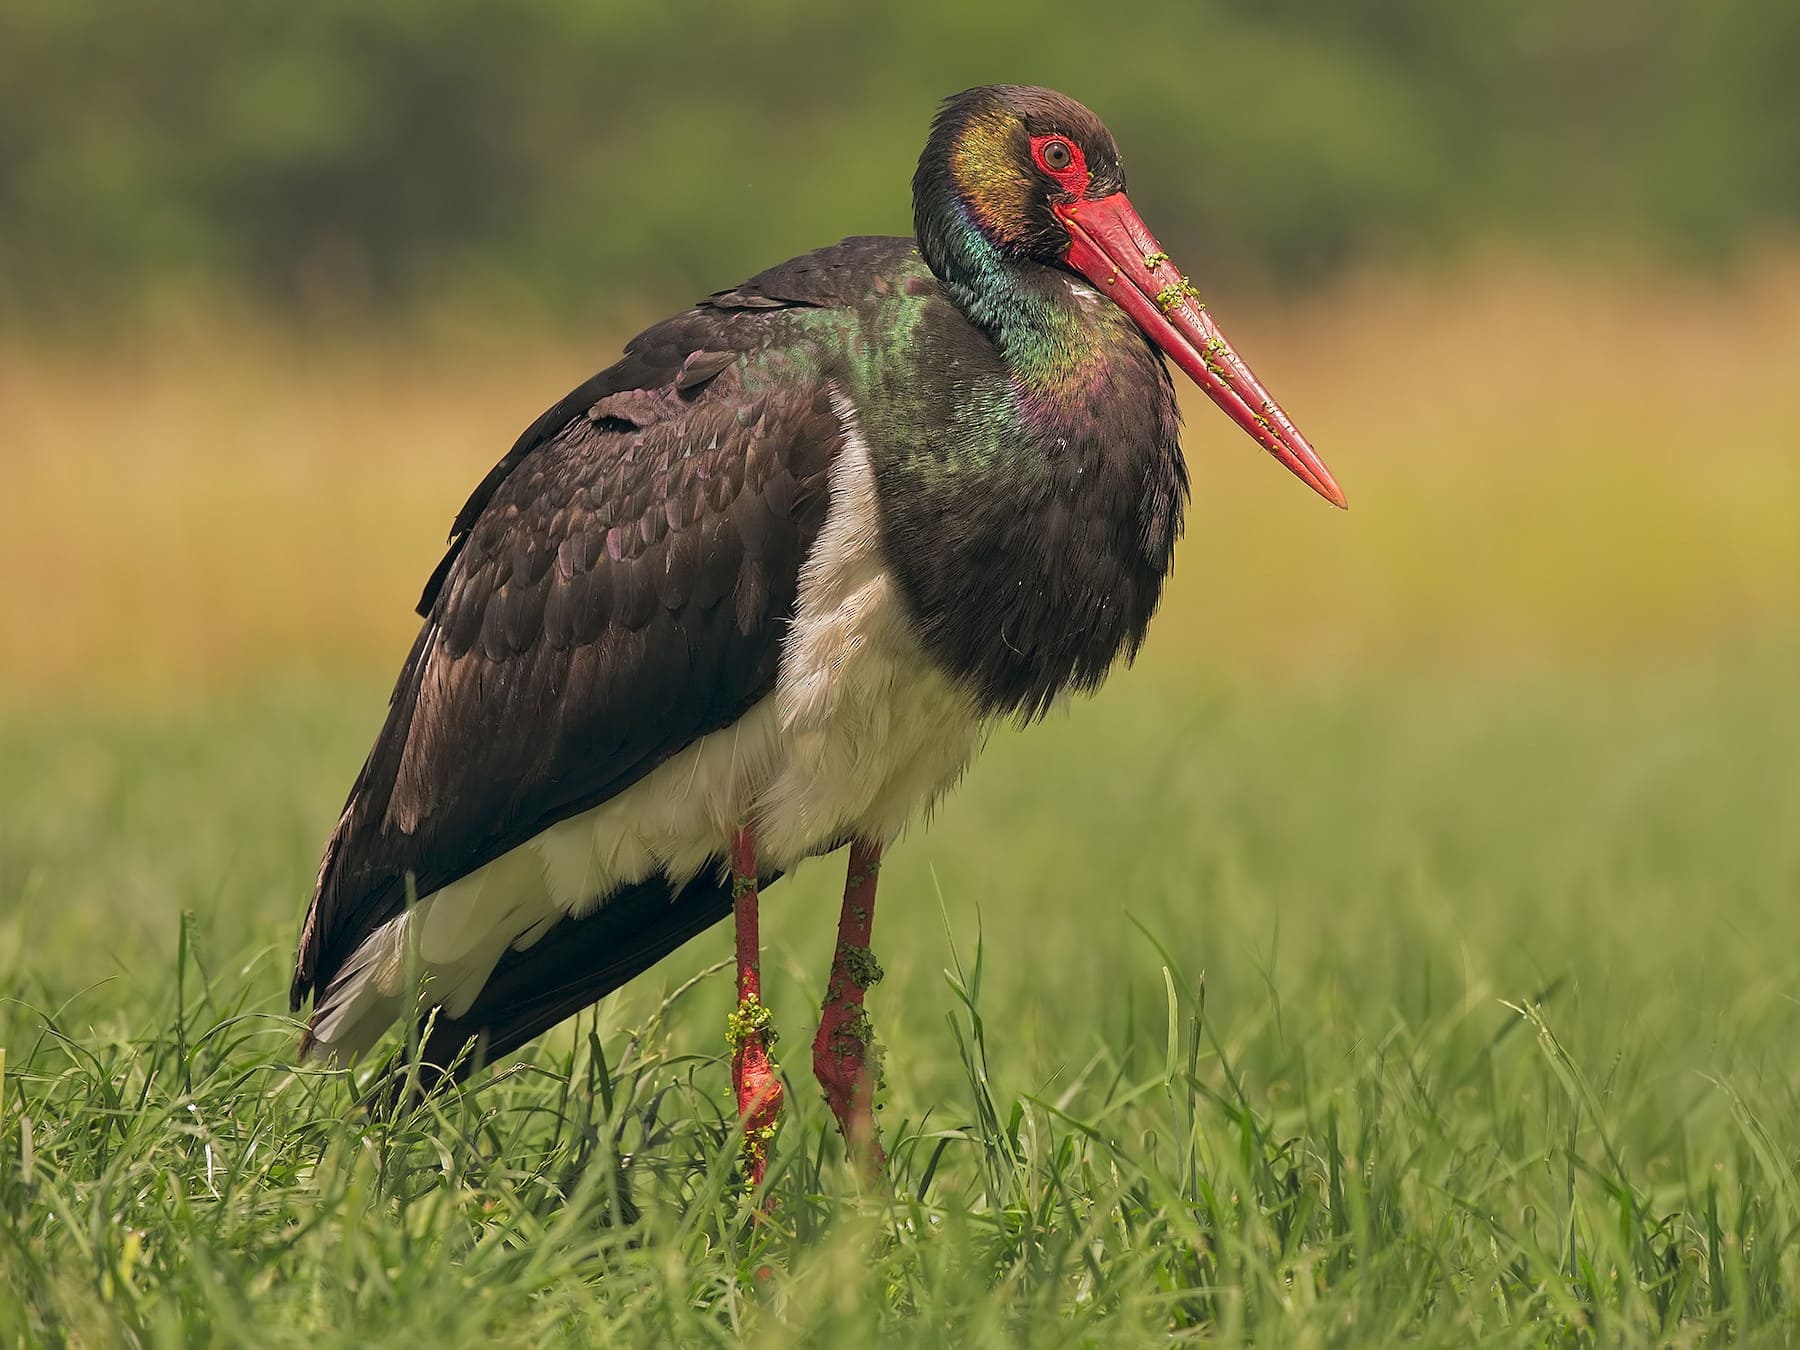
[812,839,886,1174]
[728,823,783,1190]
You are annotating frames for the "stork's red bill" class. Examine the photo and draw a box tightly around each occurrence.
[1056,189,1346,508]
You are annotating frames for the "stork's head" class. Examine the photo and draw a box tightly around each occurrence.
[915,85,1346,508]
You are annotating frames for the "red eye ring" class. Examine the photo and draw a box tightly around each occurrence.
[1030,134,1088,190]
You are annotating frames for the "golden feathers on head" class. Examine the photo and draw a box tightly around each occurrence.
[948,110,1036,245]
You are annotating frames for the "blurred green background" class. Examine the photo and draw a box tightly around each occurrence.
[6,0,1800,321]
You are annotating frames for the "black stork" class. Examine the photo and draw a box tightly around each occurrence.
[291,85,1344,1185]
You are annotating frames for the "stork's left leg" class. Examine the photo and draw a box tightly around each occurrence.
[728,823,783,1190]
[812,839,886,1173]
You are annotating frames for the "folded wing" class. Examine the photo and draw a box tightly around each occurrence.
[290,298,846,1059]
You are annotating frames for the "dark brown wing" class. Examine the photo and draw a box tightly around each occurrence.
[290,296,849,1021]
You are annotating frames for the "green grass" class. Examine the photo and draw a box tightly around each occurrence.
[3,658,1800,1346]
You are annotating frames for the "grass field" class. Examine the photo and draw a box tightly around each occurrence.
[3,261,1800,1344]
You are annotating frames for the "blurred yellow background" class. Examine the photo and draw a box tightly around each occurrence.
[5,258,1796,700]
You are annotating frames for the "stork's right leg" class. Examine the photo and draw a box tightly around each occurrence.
[728,823,783,1189]
[812,839,886,1175]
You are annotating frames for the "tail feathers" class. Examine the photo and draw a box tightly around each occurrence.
[366,866,762,1110]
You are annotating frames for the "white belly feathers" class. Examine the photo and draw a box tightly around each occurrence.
[306,404,986,1059]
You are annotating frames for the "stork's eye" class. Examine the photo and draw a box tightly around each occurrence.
[1041,139,1073,171]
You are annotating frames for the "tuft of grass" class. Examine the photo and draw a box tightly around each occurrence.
[4,663,1799,1345]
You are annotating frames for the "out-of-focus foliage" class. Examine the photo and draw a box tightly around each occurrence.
[3,0,1797,319]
